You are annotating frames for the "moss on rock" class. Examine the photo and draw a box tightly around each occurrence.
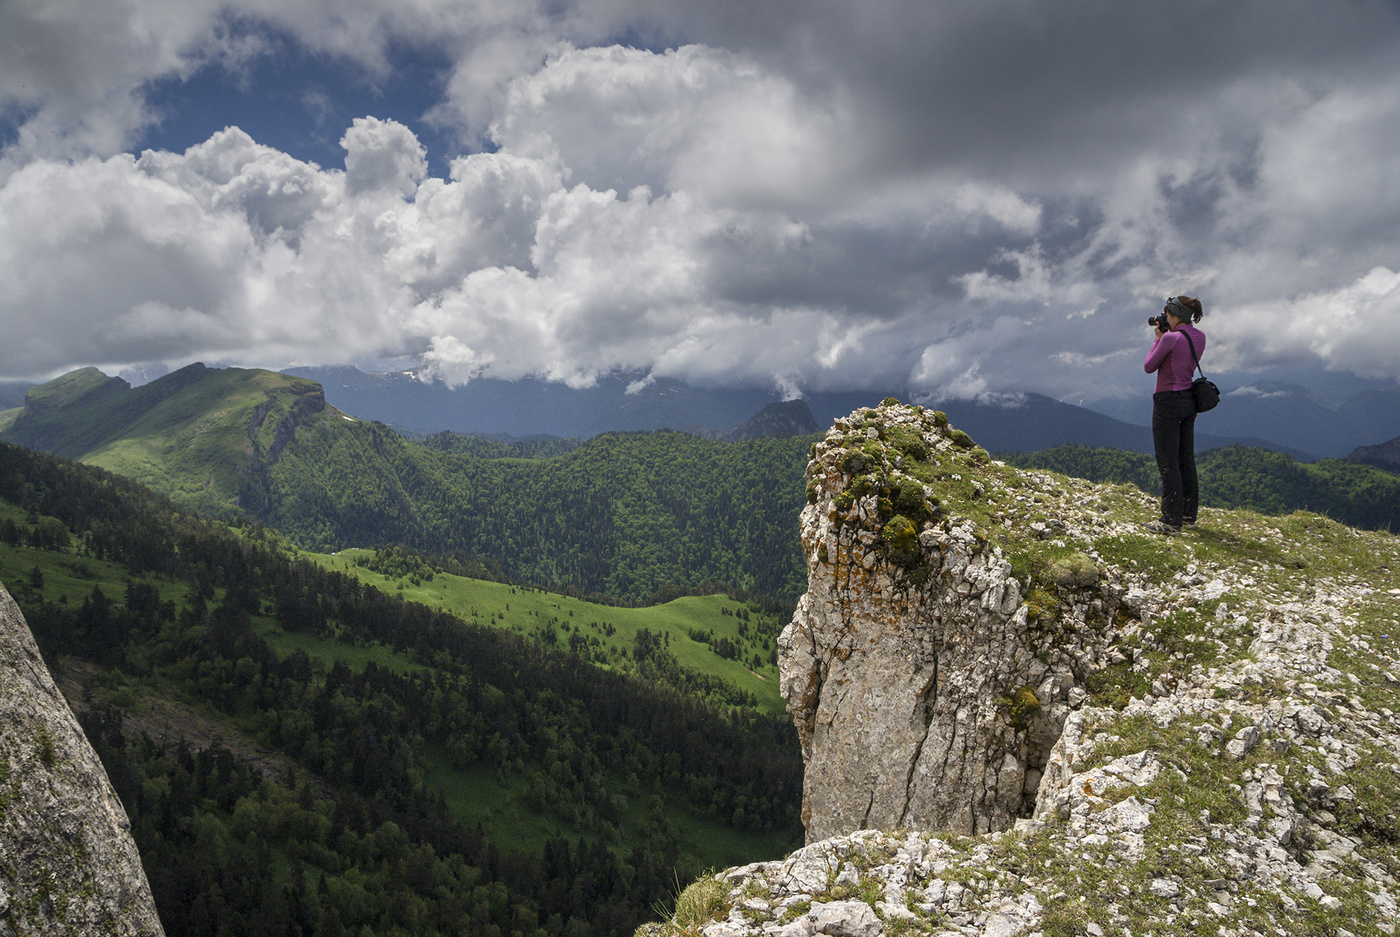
[881,514,920,564]
[1047,552,1099,589]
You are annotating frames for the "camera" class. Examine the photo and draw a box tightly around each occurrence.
[1147,313,1170,331]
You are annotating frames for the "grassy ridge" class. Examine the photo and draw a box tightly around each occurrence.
[1002,443,1400,532]
[1,363,336,516]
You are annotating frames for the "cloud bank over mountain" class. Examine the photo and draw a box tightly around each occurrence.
[2,0,1399,401]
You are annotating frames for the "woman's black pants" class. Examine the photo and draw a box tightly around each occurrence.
[1152,390,1198,527]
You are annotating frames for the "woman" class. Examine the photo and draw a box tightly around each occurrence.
[1143,295,1206,535]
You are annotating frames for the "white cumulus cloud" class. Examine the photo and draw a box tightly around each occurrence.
[1,0,1399,405]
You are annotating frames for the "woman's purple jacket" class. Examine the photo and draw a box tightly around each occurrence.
[1144,324,1206,394]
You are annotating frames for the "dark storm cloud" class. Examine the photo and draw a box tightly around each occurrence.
[1,0,1399,399]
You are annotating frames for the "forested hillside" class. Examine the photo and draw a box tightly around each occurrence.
[265,422,814,602]
[1003,444,1400,532]
[0,441,804,937]
[4,366,815,604]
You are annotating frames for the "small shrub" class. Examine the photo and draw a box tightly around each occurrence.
[882,515,920,564]
[1025,586,1058,621]
[37,723,56,767]
[671,874,729,934]
[896,480,927,515]
[998,685,1041,730]
[780,900,813,924]
[1085,662,1151,709]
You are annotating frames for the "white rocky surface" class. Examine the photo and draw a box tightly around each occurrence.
[0,582,166,936]
[647,401,1400,937]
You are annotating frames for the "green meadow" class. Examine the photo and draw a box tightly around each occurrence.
[308,547,788,714]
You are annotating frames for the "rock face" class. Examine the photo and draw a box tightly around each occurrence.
[780,402,1119,840]
[0,582,165,936]
[639,399,1400,937]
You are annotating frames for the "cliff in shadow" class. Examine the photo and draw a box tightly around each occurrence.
[642,400,1400,937]
[0,582,164,936]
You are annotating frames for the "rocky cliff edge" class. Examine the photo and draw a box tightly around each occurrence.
[645,400,1400,937]
[0,582,165,936]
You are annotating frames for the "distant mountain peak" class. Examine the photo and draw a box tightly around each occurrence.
[721,399,819,442]
[1348,434,1400,473]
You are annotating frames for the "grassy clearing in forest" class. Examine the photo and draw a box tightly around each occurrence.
[311,548,788,713]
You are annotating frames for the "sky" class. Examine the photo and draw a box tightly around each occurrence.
[3,0,1400,405]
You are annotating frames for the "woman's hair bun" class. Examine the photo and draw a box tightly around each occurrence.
[1176,296,1204,322]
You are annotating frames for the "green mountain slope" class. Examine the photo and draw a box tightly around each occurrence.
[4,365,814,602]
[0,441,803,937]
[1,363,336,515]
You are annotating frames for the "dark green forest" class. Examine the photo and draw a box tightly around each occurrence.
[418,431,585,461]
[1003,444,1400,532]
[0,442,804,937]
[256,422,816,603]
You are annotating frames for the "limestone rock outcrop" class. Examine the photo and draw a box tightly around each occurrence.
[642,400,1399,937]
[779,402,1120,840]
[0,582,165,936]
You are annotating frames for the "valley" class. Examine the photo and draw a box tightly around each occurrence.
[0,445,803,936]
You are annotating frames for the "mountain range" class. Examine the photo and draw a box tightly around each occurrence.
[1084,378,1400,460]
[0,363,815,602]
[5,364,1400,605]
[8,364,1397,460]
[284,365,1400,461]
